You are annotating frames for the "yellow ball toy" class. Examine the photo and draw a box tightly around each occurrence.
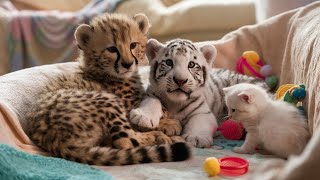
[203,157,221,177]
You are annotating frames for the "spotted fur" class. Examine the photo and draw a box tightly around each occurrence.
[129,38,269,148]
[27,14,190,166]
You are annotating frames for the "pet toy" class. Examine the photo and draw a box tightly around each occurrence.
[275,84,306,114]
[236,51,278,89]
[203,156,249,177]
[203,157,220,177]
[217,119,244,140]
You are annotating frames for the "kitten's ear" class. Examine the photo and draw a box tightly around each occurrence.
[200,45,217,67]
[146,39,165,62]
[133,13,151,34]
[75,24,94,49]
[238,91,253,104]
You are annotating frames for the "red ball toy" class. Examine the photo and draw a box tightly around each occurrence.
[217,119,244,140]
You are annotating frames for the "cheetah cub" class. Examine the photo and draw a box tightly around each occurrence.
[27,13,190,166]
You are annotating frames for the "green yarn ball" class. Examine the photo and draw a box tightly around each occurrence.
[265,75,278,89]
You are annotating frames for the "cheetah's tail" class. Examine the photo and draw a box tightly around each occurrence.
[61,142,191,166]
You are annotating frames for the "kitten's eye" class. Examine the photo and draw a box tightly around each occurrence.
[231,109,236,112]
[188,61,195,68]
[165,59,173,66]
[107,46,117,53]
[130,42,137,49]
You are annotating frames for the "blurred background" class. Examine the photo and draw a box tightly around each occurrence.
[0,0,316,75]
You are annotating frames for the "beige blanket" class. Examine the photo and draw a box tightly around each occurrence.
[1,2,320,179]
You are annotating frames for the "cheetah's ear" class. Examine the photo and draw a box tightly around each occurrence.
[146,39,165,62]
[75,24,94,49]
[133,13,151,34]
[200,45,217,67]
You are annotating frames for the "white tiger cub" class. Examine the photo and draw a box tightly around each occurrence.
[130,39,269,147]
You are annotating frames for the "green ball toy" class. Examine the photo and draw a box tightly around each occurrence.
[265,75,278,89]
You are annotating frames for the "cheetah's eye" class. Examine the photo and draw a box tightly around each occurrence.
[107,46,117,53]
[188,61,195,68]
[130,42,137,49]
[232,109,236,112]
[165,59,173,66]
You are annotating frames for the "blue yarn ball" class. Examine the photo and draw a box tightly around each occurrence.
[292,88,306,101]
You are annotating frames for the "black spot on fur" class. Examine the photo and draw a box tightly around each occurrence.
[130,138,140,147]
[52,115,62,119]
[110,126,121,133]
[171,143,191,161]
[113,121,122,125]
[119,132,128,137]
[91,113,97,117]
[112,134,121,141]
[64,116,71,121]
[86,124,94,131]
[86,94,93,98]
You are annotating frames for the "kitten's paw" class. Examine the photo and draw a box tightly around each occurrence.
[183,134,213,148]
[233,147,255,154]
[129,108,161,128]
[158,118,182,136]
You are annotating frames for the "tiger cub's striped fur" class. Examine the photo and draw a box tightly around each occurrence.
[27,14,191,166]
[129,38,269,148]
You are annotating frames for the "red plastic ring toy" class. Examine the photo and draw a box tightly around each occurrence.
[218,156,249,176]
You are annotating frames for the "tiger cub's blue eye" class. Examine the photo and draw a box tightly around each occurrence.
[188,61,195,68]
[165,59,173,66]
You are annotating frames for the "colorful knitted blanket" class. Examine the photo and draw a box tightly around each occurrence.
[0,0,122,73]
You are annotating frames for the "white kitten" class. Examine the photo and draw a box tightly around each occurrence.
[223,83,310,158]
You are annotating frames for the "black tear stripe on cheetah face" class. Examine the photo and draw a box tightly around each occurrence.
[27,13,191,166]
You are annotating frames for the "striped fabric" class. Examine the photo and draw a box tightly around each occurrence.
[1,0,123,73]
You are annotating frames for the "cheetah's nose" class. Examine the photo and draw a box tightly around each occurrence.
[173,76,188,87]
[121,62,133,69]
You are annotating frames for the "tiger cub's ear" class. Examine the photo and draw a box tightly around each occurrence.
[75,24,94,49]
[200,45,217,67]
[133,13,151,34]
[146,39,165,62]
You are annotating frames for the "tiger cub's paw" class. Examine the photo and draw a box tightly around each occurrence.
[183,134,213,148]
[158,118,182,136]
[129,108,161,129]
